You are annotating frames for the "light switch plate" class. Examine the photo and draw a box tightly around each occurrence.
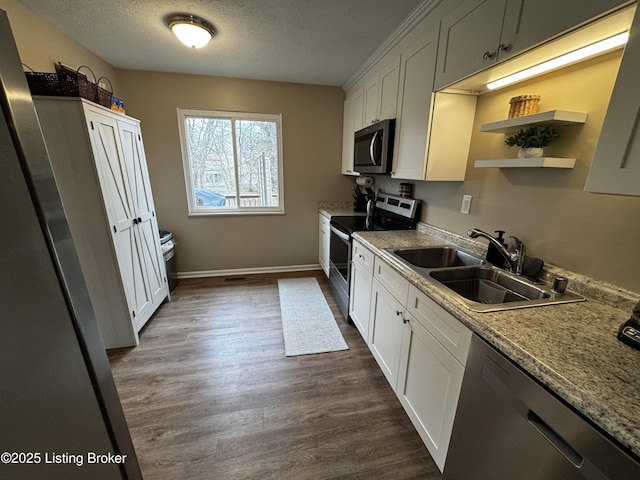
[461,195,472,214]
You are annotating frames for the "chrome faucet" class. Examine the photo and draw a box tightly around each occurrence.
[467,228,526,275]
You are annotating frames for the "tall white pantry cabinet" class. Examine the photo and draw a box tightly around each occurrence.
[33,97,169,349]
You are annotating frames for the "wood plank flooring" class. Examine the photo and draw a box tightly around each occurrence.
[108,271,443,479]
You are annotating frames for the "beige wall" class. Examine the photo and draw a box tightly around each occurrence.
[117,70,353,274]
[1,0,352,274]
[376,50,640,294]
[0,0,120,93]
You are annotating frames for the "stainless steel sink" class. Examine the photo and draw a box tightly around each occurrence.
[384,245,584,312]
[385,246,485,269]
[428,266,584,312]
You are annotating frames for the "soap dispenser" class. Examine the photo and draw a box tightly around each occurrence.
[486,230,509,269]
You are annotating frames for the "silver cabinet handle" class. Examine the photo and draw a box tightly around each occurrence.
[498,43,511,53]
[483,51,496,60]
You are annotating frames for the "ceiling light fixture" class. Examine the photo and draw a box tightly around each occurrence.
[166,14,215,49]
[486,32,629,90]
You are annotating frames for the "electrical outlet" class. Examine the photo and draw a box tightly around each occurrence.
[461,195,472,214]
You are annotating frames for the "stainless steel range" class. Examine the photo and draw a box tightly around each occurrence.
[328,192,421,321]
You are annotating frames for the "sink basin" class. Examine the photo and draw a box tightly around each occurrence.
[385,246,485,269]
[428,266,584,312]
[384,245,584,311]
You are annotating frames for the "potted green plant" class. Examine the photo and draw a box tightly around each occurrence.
[504,126,559,158]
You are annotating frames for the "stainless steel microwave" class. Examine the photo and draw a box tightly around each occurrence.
[353,119,395,174]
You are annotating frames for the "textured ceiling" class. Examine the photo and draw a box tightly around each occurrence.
[18,0,425,86]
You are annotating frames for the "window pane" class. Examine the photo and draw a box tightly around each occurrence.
[185,117,236,208]
[179,109,283,215]
[236,119,280,207]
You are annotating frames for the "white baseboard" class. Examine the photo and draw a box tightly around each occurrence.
[178,264,323,279]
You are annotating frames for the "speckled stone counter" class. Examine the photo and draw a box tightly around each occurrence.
[318,202,366,217]
[353,226,640,460]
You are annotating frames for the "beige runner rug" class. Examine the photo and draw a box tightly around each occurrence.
[278,277,348,356]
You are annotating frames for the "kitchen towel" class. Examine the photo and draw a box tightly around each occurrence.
[278,277,348,356]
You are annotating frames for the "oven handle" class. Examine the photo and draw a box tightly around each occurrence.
[330,223,351,243]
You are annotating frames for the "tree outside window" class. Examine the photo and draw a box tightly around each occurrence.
[178,109,284,214]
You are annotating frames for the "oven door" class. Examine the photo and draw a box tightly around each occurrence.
[328,222,351,321]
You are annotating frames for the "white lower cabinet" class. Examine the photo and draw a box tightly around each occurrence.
[357,248,472,473]
[319,213,330,277]
[349,239,375,340]
[369,279,407,387]
[398,286,471,471]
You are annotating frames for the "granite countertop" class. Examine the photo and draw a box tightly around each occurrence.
[318,202,366,217]
[352,227,640,460]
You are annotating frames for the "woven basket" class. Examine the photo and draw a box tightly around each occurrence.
[24,63,112,108]
[95,76,113,109]
[508,95,540,118]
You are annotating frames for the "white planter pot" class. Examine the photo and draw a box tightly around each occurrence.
[518,147,544,158]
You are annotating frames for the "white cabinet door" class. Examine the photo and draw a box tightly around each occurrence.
[87,110,153,324]
[393,28,439,180]
[319,213,330,277]
[349,261,373,342]
[350,239,375,341]
[342,86,364,175]
[585,5,640,195]
[378,57,401,122]
[369,279,406,387]
[500,0,627,63]
[396,316,466,472]
[364,56,401,126]
[435,0,505,90]
[118,120,167,312]
[86,107,168,330]
[363,76,380,127]
[436,0,627,90]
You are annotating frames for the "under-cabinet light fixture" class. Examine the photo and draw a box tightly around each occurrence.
[486,32,629,90]
[166,14,215,49]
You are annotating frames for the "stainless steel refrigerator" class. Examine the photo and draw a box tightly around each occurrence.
[0,9,142,480]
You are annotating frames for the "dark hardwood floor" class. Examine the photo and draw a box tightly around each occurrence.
[108,271,443,479]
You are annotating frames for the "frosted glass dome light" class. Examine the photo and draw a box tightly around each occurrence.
[167,14,215,49]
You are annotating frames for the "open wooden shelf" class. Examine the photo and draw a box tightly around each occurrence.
[480,110,588,133]
[474,157,576,169]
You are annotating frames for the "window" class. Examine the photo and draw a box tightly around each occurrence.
[177,109,284,215]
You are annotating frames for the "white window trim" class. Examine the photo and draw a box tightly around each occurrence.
[177,108,285,216]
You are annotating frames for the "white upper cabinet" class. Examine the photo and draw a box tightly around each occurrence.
[435,0,630,90]
[341,86,364,175]
[500,0,628,63]
[393,26,476,181]
[435,0,506,90]
[585,5,640,196]
[393,28,440,180]
[363,56,401,126]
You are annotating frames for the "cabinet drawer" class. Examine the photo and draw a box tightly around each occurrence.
[374,257,409,305]
[352,240,375,275]
[406,284,472,365]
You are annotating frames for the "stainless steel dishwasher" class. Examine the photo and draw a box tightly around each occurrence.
[444,334,640,480]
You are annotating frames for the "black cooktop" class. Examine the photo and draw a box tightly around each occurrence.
[330,213,415,235]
